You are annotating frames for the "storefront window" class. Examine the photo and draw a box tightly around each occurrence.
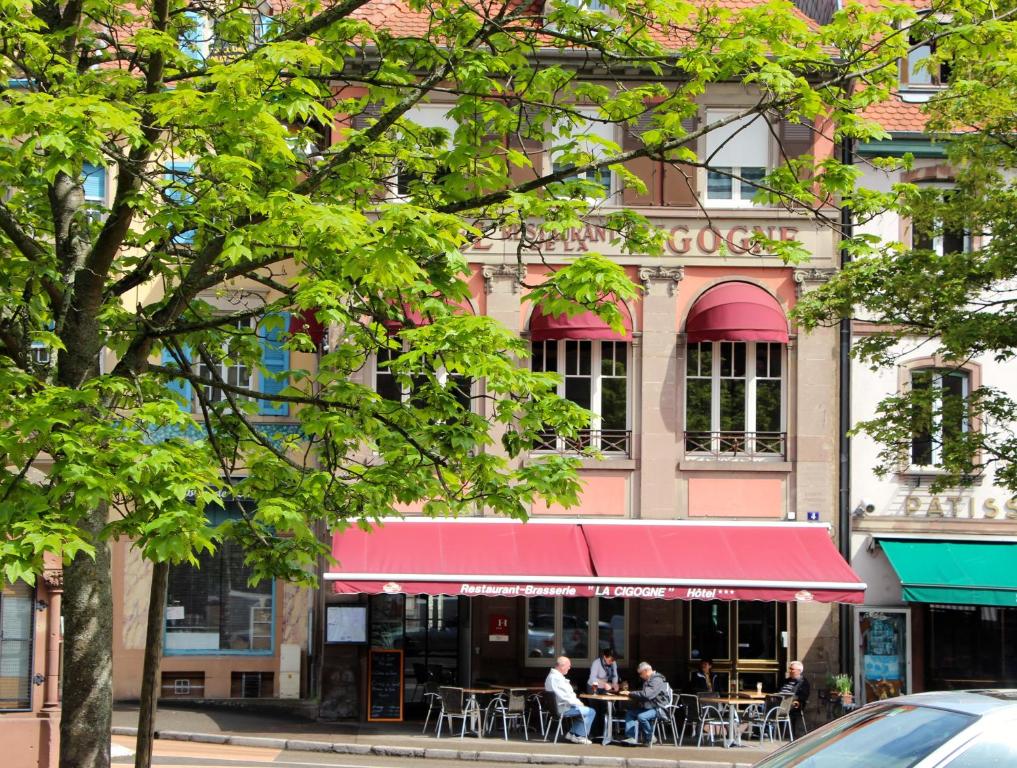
[598,598,626,657]
[525,597,625,665]
[737,601,777,660]
[369,594,404,648]
[690,601,730,662]
[0,581,33,710]
[367,594,459,696]
[926,604,1014,689]
[165,504,274,654]
[562,597,589,658]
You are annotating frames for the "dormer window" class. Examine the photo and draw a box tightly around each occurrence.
[901,15,951,92]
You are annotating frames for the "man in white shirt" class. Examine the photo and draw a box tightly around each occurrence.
[545,656,595,744]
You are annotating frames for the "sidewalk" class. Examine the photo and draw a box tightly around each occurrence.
[112,705,778,768]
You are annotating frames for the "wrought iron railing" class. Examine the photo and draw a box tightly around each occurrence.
[534,429,632,456]
[684,431,787,458]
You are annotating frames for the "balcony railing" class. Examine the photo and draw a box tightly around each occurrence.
[684,431,787,458]
[534,429,632,456]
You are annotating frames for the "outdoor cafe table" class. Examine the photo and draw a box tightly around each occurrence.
[580,692,631,746]
[461,687,502,736]
[710,696,766,748]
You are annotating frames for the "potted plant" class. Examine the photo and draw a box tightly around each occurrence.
[833,674,853,706]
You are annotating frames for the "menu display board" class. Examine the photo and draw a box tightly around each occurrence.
[325,605,368,644]
[367,649,404,722]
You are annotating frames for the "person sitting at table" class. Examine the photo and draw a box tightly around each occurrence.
[586,648,620,740]
[588,647,620,693]
[778,660,811,738]
[545,656,595,745]
[623,662,670,746]
[689,659,718,694]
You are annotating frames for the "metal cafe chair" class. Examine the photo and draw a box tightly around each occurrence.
[747,694,794,743]
[541,690,582,744]
[526,691,549,738]
[422,680,443,734]
[678,693,727,747]
[486,688,529,740]
[652,686,681,747]
[436,686,478,738]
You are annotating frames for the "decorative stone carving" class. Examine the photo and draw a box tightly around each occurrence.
[792,267,836,297]
[41,569,63,590]
[482,264,525,294]
[638,266,684,296]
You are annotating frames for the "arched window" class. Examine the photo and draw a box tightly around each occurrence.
[683,282,788,457]
[529,302,633,455]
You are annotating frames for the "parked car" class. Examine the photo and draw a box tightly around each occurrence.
[752,690,1017,768]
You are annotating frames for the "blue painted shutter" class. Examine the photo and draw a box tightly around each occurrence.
[82,162,106,201]
[165,162,195,244]
[258,313,289,416]
[162,346,192,410]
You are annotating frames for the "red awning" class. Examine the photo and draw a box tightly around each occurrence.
[581,522,864,603]
[382,299,474,332]
[529,302,633,342]
[685,282,789,343]
[327,519,865,603]
[329,520,595,598]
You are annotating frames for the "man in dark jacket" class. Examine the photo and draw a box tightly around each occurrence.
[778,660,810,737]
[623,662,670,745]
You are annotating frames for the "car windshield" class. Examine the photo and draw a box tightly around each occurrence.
[753,703,977,768]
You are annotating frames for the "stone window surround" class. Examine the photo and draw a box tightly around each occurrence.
[896,355,982,477]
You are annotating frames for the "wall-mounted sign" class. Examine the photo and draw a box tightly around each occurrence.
[901,496,1017,520]
[488,614,510,642]
[466,219,808,259]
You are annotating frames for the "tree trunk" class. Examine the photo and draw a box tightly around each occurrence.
[135,561,168,768]
[60,505,113,768]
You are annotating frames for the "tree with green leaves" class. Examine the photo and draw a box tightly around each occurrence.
[0,0,933,764]
[796,2,1017,493]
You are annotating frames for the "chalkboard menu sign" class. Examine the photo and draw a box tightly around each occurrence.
[367,649,404,722]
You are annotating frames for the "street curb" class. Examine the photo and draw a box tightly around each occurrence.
[111,727,754,768]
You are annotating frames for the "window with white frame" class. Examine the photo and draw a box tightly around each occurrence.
[531,339,629,453]
[159,313,290,416]
[910,368,970,467]
[685,341,784,456]
[549,108,615,198]
[197,317,255,405]
[901,20,950,89]
[373,344,473,412]
[704,110,769,206]
[525,596,626,665]
[394,105,456,198]
[0,580,34,710]
[913,216,968,255]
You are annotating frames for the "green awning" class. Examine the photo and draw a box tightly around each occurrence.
[879,539,1017,607]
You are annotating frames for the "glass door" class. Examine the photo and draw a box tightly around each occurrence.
[369,594,460,707]
[854,607,910,705]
